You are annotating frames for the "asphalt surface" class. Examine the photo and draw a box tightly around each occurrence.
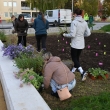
[0,22,110,35]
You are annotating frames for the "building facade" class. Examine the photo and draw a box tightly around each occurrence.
[0,0,39,20]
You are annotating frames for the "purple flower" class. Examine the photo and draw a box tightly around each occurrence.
[2,44,35,59]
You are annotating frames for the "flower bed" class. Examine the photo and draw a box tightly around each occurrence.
[0,40,51,110]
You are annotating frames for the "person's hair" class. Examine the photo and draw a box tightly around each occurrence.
[74,8,82,15]
[38,12,46,23]
[18,14,24,21]
[11,15,15,19]
[43,52,52,61]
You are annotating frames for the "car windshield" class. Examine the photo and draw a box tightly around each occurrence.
[23,14,31,18]
[15,14,31,18]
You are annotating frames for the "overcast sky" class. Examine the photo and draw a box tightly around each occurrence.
[100,0,104,3]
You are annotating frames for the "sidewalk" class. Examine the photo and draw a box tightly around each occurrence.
[0,22,110,35]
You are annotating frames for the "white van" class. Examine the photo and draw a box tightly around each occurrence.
[44,9,72,26]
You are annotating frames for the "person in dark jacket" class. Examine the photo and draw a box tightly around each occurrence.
[33,12,49,52]
[89,14,94,30]
[15,14,28,46]
[11,15,17,34]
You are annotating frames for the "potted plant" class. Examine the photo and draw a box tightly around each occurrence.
[88,68,108,80]
[88,68,99,80]
[97,69,108,79]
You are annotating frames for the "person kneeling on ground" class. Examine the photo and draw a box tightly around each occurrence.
[43,52,76,98]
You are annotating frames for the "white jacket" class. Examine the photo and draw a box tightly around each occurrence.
[64,16,91,49]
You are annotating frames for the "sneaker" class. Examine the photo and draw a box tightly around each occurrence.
[51,91,59,98]
[81,72,88,81]
[40,49,47,54]
[36,50,40,53]
[71,67,77,73]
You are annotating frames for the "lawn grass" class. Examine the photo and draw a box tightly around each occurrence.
[99,25,110,32]
[92,30,105,33]
[55,92,110,110]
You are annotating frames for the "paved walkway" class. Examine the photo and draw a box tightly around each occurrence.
[0,22,110,35]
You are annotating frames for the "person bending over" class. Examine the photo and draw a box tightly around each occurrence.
[43,52,76,98]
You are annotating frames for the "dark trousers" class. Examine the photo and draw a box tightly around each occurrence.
[17,36,26,46]
[71,48,82,68]
[36,34,47,51]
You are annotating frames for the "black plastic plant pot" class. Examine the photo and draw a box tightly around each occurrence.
[38,86,43,93]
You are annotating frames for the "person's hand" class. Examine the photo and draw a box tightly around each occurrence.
[41,84,44,88]
[12,30,15,34]
[15,33,17,36]
[63,33,66,37]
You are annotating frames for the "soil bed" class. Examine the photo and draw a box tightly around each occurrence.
[27,33,110,71]
[27,33,110,109]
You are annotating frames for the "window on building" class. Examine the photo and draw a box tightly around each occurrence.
[14,12,17,15]
[8,2,12,6]
[4,12,8,17]
[9,12,12,17]
[13,2,17,7]
[4,2,7,6]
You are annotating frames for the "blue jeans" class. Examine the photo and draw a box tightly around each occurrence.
[50,79,76,93]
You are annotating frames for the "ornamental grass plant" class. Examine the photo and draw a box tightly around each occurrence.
[14,54,44,73]
[0,31,7,42]
[5,34,18,47]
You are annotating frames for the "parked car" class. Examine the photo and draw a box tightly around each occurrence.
[15,13,33,27]
[44,9,72,26]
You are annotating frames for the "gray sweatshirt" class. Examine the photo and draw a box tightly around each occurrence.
[64,16,91,49]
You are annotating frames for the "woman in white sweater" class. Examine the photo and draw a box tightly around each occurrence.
[63,8,91,81]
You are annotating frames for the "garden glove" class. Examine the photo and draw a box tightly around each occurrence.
[24,30,27,33]
[41,84,44,89]
[12,30,15,34]
[63,33,66,37]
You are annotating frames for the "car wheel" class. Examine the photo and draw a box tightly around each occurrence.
[53,21,58,27]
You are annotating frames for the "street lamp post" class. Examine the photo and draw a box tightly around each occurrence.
[12,0,13,15]
[72,0,73,14]
[42,0,43,12]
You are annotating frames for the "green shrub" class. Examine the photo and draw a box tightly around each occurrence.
[14,68,43,90]
[0,31,7,42]
[14,54,44,73]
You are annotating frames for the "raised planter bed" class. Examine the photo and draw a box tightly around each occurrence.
[0,40,51,110]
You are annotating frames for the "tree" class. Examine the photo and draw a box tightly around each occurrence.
[26,0,68,12]
[65,0,82,10]
[102,0,110,17]
[81,0,99,16]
